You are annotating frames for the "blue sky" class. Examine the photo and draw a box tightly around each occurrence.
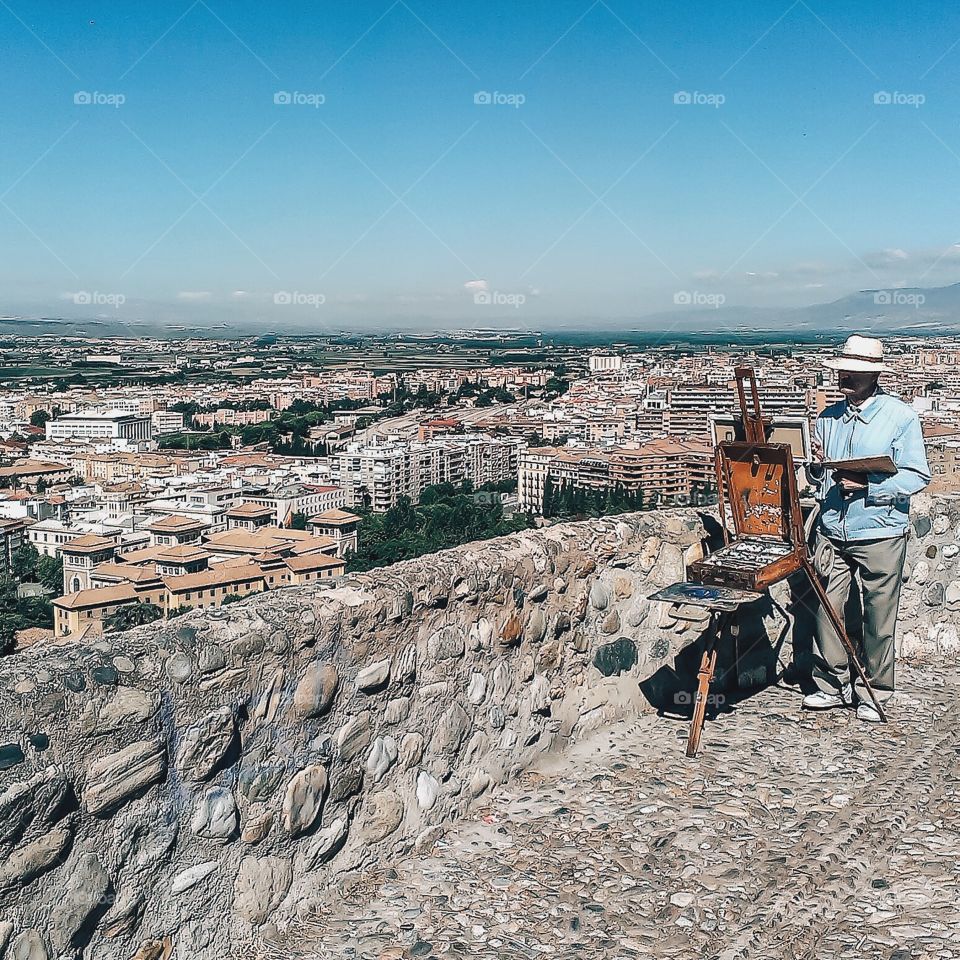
[2,0,960,329]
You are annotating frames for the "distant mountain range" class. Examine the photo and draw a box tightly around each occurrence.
[622,282,960,335]
[4,281,960,339]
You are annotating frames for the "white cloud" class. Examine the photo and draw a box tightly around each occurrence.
[177,291,212,302]
[231,290,250,300]
[463,279,488,292]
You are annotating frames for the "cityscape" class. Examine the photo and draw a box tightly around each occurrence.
[4,0,960,957]
[3,329,959,647]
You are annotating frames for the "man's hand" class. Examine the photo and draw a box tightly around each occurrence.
[811,435,824,462]
[833,468,868,494]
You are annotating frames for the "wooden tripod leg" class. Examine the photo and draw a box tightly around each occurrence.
[802,560,887,722]
[685,612,724,758]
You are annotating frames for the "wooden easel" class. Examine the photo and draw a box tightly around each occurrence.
[653,367,887,757]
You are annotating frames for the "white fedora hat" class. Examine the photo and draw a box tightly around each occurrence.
[822,334,891,372]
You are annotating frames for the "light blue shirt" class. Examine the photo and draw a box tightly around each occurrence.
[810,387,930,541]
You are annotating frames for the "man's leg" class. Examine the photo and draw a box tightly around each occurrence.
[848,535,907,705]
[811,535,856,697]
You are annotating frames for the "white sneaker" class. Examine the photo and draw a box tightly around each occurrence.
[856,702,884,723]
[802,685,852,710]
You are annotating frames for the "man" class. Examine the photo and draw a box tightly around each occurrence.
[803,334,930,721]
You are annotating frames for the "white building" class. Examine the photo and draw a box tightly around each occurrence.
[589,354,623,374]
[151,410,185,435]
[46,411,151,444]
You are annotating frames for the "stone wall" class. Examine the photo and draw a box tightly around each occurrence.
[1,494,958,959]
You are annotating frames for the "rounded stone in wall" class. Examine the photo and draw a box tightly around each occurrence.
[360,790,404,842]
[282,765,329,838]
[293,663,338,719]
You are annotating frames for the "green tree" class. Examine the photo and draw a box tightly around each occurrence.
[289,511,309,530]
[36,554,63,592]
[29,409,51,428]
[104,602,164,633]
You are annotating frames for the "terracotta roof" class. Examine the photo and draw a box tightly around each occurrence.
[154,545,209,563]
[284,553,344,573]
[61,534,117,554]
[91,562,161,584]
[164,562,265,594]
[54,583,137,610]
[310,508,359,524]
[226,502,275,518]
[146,514,206,532]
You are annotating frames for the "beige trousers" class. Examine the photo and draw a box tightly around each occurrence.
[812,531,907,704]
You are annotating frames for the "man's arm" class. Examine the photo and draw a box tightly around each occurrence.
[806,418,827,491]
[866,414,931,505]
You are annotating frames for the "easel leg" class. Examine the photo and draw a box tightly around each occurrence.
[685,612,724,757]
[802,560,887,722]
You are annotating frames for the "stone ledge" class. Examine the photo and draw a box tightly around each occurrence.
[0,497,957,958]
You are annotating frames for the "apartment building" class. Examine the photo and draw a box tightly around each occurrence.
[46,411,152,444]
[0,517,29,576]
[517,438,714,513]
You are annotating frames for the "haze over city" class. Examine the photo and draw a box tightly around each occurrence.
[4,0,960,330]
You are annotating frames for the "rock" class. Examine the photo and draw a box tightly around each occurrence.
[97,687,157,730]
[171,861,218,895]
[430,703,470,758]
[399,733,424,769]
[469,618,494,650]
[175,706,235,780]
[0,770,71,853]
[526,675,551,714]
[241,806,274,844]
[414,825,444,853]
[924,581,945,607]
[913,514,932,537]
[191,786,238,841]
[356,659,391,692]
[946,581,960,607]
[299,816,349,870]
[528,584,549,602]
[165,653,194,683]
[328,766,364,803]
[8,930,48,960]
[335,712,372,761]
[84,739,166,816]
[0,743,24,771]
[100,890,146,939]
[416,771,440,810]
[47,852,110,954]
[0,922,11,954]
[0,820,74,892]
[491,662,512,703]
[589,582,610,610]
[130,939,172,960]
[469,771,493,797]
[282,765,328,837]
[601,610,621,634]
[518,654,535,682]
[943,544,960,559]
[234,856,292,925]
[197,644,227,673]
[361,790,404,842]
[293,662,339,718]
[593,637,639,677]
[537,638,563,671]
[427,625,465,660]
[393,644,417,683]
[526,609,547,644]
[913,560,930,584]
[366,737,399,782]
[238,763,286,804]
[499,614,522,647]
[384,697,410,724]
[488,705,505,730]
[933,513,951,535]
[467,673,487,705]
